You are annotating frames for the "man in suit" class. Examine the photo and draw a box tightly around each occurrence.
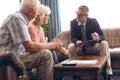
[68,5,113,80]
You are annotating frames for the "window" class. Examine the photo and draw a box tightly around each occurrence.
[60,0,120,31]
[0,0,19,26]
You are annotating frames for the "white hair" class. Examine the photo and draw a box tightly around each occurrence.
[44,5,51,15]
[37,4,51,18]
[20,0,41,13]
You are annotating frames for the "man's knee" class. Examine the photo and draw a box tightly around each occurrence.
[38,49,53,60]
[100,41,108,47]
[68,43,75,50]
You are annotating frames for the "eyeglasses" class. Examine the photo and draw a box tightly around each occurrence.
[76,13,87,17]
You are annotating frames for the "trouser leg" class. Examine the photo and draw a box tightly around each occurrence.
[20,49,53,80]
[51,50,58,64]
[68,41,113,75]
[87,41,113,75]
[98,41,113,75]
[68,43,82,58]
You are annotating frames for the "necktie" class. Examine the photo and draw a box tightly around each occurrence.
[80,24,87,54]
[80,24,86,41]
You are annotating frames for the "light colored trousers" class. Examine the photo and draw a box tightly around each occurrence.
[68,41,112,75]
[20,49,53,80]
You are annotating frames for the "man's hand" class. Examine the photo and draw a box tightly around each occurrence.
[50,41,63,48]
[51,39,61,42]
[51,41,67,54]
[76,40,83,48]
[23,40,67,54]
[55,47,67,55]
[91,32,99,40]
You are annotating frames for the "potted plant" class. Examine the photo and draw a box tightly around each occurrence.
[41,23,53,42]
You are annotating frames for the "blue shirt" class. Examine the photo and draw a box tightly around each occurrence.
[0,11,31,55]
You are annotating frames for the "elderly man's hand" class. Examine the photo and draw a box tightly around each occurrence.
[51,39,61,43]
[50,41,67,54]
[49,39,61,47]
[55,47,67,55]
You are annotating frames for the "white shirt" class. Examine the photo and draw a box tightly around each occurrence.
[0,11,31,55]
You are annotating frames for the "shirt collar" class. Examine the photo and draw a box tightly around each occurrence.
[78,19,87,26]
[18,11,29,25]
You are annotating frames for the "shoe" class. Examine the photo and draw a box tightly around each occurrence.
[18,75,27,80]
[108,75,114,80]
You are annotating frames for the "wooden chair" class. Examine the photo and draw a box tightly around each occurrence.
[0,51,26,80]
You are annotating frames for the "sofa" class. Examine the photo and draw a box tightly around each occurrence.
[54,28,120,70]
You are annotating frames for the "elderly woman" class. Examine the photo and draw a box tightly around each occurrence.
[28,5,67,64]
[28,5,49,43]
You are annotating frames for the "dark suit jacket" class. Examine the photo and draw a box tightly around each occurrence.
[70,17,105,45]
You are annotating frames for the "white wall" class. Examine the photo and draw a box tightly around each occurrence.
[0,0,19,26]
[60,0,120,31]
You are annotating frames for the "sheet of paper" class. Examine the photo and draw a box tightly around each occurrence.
[61,60,97,64]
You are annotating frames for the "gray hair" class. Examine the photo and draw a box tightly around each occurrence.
[78,5,89,14]
[20,0,40,13]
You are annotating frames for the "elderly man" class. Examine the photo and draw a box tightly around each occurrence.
[0,0,64,80]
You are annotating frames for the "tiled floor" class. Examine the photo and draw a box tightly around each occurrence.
[61,70,120,80]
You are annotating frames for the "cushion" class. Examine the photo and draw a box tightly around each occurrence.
[54,30,70,49]
[102,28,120,48]
[109,47,120,59]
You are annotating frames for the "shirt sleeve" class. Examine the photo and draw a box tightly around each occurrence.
[8,17,31,45]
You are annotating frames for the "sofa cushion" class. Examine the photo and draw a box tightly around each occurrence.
[109,47,120,59]
[102,28,120,48]
[54,30,70,49]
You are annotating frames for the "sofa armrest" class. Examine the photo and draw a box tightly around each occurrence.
[54,30,70,49]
